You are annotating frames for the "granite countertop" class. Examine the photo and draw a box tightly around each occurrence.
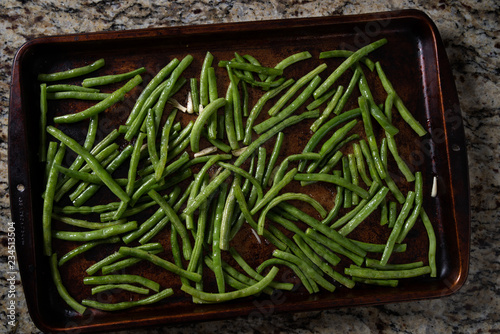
[1,1,498,333]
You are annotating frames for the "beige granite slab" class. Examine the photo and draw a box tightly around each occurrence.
[0,1,498,333]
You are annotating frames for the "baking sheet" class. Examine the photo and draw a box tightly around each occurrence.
[8,9,470,333]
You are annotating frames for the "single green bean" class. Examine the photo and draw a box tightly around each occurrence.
[47,91,111,100]
[345,266,431,279]
[319,50,375,71]
[262,132,284,187]
[200,51,214,106]
[397,172,423,242]
[82,288,173,311]
[181,267,279,303]
[420,209,437,277]
[50,253,87,314]
[83,274,159,292]
[53,221,137,242]
[46,84,100,93]
[43,143,66,256]
[82,67,146,87]
[39,83,48,161]
[38,58,105,82]
[58,237,121,266]
[321,171,344,225]
[294,173,370,199]
[91,283,150,295]
[349,239,407,253]
[365,258,424,270]
[333,66,361,115]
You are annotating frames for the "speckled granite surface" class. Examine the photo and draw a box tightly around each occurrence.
[1,1,498,333]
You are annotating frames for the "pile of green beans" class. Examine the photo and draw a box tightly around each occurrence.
[38,39,436,315]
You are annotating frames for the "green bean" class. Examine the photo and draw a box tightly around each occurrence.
[345,266,431,280]
[53,214,124,229]
[319,50,375,71]
[380,191,416,265]
[48,126,130,203]
[397,172,423,243]
[298,108,360,172]
[257,193,326,235]
[38,58,105,82]
[294,173,370,199]
[148,189,192,260]
[219,177,240,251]
[103,249,164,274]
[190,98,227,153]
[262,132,284,187]
[84,274,159,292]
[39,83,48,161]
[53,75,142,123]
[342,156,353,209]
[82,288,173,311]
[420,209,437,277]
[293,235,354,288]
[54,202,120,215]
[59,237,121,266]
[46,84,100,93]
[353,142,372,186]
[207,66,219,139]
[359,96,386,179]
[187,195,210,273]
[305,228,364,266]
[43,143,66,256]
[357,67,399,136]
[212,182,228,292]
[118,247,201,282]
[125,58,179,125]
[338,186,389,236]
[375,61,427,136]
[331,181,380,229]
[333,66,361,115]
[91,284,149,295]
[200,52,214,106]
[266,51,312,82]
[190,78,200,113]
[380,198,388,226]
[53,221,137,242]
[145,109,159,171]
[349,239,407,253]
[47,91,111,100]
[222,83,239,150]
[44,142,58,183]
[217,113,225,140]
[384,95,415,182]
[313,38,387,99]
[359,139,382,185]
[243,79,294,145]
[86,243,162,275]
[225,65,244,141]
[181,266,279,303]
[50,254,87,314]
[82,67,146,87]
[352,277,398,287]
[365,258,424,270]
[388,201,398,228]
[254,75,322,134]
[348,153,360,205]
[126,132,146,196]
[310,85,344,132]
